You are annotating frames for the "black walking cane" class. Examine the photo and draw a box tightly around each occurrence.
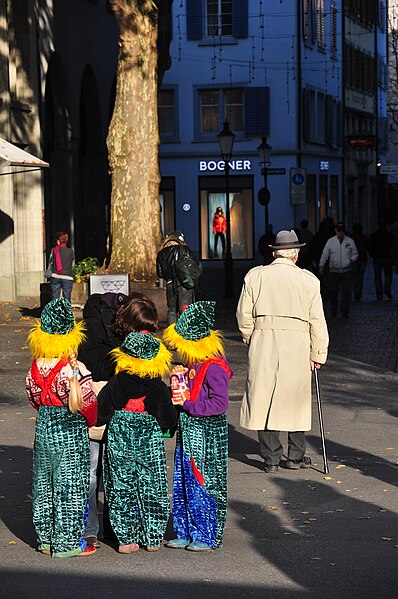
[313,365,329,474]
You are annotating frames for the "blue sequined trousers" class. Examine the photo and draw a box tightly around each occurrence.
[172,412,228,549]
[103,411,170,548]
[32,406,90,557]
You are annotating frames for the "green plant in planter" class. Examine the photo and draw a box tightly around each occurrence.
[73,257,100,283]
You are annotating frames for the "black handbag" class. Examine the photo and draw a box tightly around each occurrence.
[44,251,54,279]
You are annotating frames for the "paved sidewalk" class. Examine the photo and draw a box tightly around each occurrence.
[1,264,398,598]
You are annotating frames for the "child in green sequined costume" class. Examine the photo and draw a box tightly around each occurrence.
[163,301,233,551]
[96,297,178,553]
[26,298,98,558]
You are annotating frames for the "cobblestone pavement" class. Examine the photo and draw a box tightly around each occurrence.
[1,263,398,598]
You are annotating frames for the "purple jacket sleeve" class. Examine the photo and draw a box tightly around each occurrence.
[183,363,229,417]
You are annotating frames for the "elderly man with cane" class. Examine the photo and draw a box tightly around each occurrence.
[236,229,329,473]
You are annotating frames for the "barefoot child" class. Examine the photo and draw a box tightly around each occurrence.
[163,301,233,551]
[26,298,97,557]
[96,297,178,553]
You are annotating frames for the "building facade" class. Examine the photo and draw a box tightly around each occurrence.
[343,0,388,231]
[0,1,389,301]
[159,0,344,262]
[0,0,118,301]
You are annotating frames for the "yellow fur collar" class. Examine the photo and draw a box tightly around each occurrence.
[111,339,172,378]
[162,324,224,364]
[28,320,86,359]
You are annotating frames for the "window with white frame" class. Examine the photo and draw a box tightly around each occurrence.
[206,0,233,37]
[199,88,243,134]
[303,88,341,146]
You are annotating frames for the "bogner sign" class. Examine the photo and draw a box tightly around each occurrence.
[199,160,252,172]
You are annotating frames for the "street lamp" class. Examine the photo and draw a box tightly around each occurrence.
[257,137,272,230]
[217,120,235,298]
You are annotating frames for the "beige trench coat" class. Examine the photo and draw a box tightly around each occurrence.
[236,258,329,432]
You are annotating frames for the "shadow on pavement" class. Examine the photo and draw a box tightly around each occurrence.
[0,445,35,547]
[231,476,398,599]
[306,435,398,489]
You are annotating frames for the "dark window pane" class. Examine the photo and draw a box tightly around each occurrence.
[200,89,220,132]
[225,88,243,132]
[159,90,175,136]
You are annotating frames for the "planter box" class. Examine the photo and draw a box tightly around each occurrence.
[70,278,167,323]
[71,281,89,308]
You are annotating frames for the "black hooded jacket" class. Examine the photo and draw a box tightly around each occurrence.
[96,371,178,431]
[78,292,126,382]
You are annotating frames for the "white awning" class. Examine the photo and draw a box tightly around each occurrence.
[0,137,49,172]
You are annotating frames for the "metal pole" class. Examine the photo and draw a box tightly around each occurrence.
[262,166,269,229]
[224,159,234,298]
[313,366,329,474]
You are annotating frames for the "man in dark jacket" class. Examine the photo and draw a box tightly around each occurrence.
[369,218,394,300]
[156,230,200,325]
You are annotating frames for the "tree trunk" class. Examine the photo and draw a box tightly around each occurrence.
[106,0,162,281]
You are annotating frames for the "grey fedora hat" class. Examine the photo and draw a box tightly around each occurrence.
[269,229,306,250]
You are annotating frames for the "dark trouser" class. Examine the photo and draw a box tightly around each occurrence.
[327,271,352,316]
[352,261,367,301]
[373,258,392,298]
[214,232,225,255]
[258,430,306,466]
[166,281,195,325]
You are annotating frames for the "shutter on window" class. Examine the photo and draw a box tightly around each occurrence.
[186,0,203,40]
[232,0,248,38]
[244,87,270,136]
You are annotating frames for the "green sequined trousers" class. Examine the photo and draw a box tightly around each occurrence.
[32,406,90,557]
[103,411,170,548]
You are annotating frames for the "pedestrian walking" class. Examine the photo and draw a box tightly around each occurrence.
[163,301,233,551]
[349,223,369,302]
[46,231,75,302]
[96,298,178,554]
[297,219,314,270]
[236,230,329,473]
[26,298,98,557]
[156,230,202,325]
[319,222,358,317]
[258,224,276,265]
[369,218,394,300]
[78,291,127,548]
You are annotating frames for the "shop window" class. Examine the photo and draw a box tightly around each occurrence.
[319,175,328,221]
[306,174,317,233]
[330,175,339,224]
[158,88,178,140]
[199,176,253,260]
